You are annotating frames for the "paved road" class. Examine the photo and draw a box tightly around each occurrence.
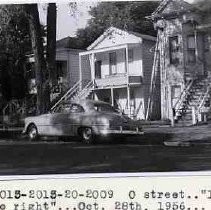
[0,126,211,175]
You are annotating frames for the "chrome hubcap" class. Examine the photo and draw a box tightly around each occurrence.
[83,128,92,140]
[29,128,37,139]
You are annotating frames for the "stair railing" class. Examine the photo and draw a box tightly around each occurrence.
[73,80,94,100]
[50,80,81,112]
[50,79,95,112]
[173,79,194,117]
[195,85,207,108]
[195,84,210,122]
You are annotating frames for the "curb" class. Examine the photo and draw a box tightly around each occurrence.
[164,141,191,147]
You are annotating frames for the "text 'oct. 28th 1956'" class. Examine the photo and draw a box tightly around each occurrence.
[0,174,211,210]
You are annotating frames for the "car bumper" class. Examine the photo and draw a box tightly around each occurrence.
[104,130,144,135]
[93,126,144,136]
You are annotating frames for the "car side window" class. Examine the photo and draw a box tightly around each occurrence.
[69,104,85,113]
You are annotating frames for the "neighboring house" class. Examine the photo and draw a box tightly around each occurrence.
[27,37,84,98]
[1,36,85,120]
[149,0,211,125]
[79,27,161,120]
[55,37,85,89]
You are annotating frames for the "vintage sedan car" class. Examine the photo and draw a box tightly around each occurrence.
[23,100,144,144]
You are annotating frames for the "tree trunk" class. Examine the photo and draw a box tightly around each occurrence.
[25,4,50,114]
[46,3,57,87]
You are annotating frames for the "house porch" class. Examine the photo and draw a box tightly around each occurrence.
[79,43,144,118]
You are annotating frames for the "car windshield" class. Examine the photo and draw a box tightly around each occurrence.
[93,103,118,113]
[56,103,84,113]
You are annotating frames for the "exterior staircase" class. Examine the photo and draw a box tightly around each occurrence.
[174,77,211,126]
[1,80,95,127]
[50,80,94,112]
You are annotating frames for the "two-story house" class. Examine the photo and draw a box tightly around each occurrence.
[79,27,161,120]
[149,0,211,126]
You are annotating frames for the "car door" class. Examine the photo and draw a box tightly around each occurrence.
[66,103,85,136]
[40,105,70,136]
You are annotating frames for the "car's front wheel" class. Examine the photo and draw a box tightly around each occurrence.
[79,127,95,144]
[27,124,39,141]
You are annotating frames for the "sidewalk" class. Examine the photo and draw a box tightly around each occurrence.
[144,124,211,146]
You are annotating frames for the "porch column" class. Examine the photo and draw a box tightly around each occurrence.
[79,54,82,91]
[126,45,131,117]
[125,45,129,76]
[111,88,114,106]
[90,53,95,81]
[127,86,131,117]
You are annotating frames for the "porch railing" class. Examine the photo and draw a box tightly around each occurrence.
[95,75,127,88]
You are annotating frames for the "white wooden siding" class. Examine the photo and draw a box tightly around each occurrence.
[56,49,82,88]
[81,54,92,88]
[69,53,80,86]
[114,87,145,120]
[116,49,126,74]
[128,47,143,76]
[56,51,68,61]
[133,87,145,119]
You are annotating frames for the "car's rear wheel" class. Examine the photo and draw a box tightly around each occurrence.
[79,127,95,144]
[27,124,39,141]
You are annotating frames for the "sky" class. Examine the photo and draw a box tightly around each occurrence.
[39,2,95,40]
[38,0,195,41]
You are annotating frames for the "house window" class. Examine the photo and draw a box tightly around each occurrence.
[109,52,117,75]
[169,36,179,65]
[56,61,67,78]
[187,35,196,64]
[128,49,134,62]
[95,60,102,79]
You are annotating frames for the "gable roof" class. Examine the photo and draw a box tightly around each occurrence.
[87,27,156,50]
[56,37,85,50]
[151,0,197,19]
